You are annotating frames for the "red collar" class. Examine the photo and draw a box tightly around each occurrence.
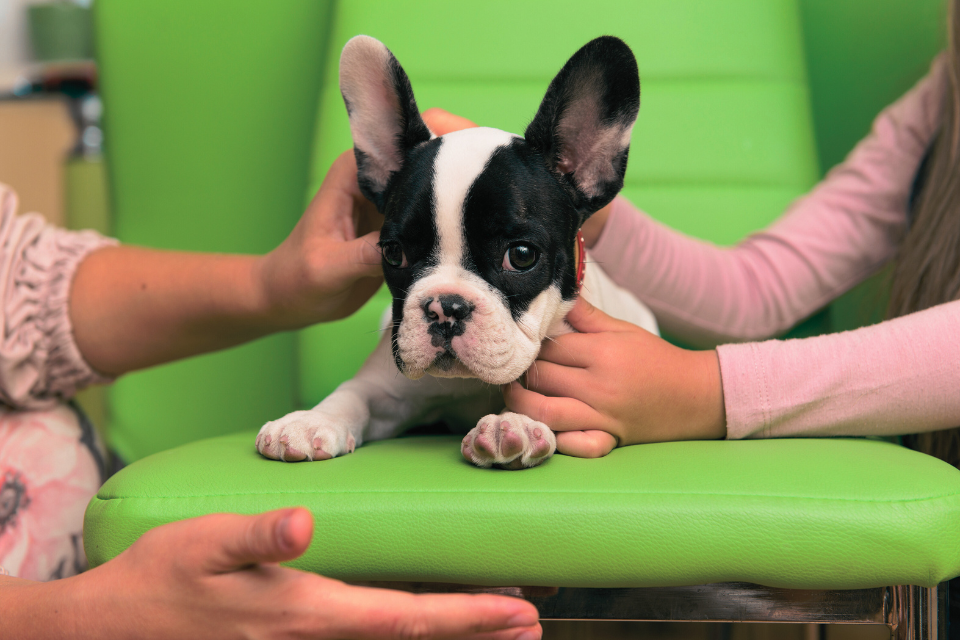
[575,230,586,292]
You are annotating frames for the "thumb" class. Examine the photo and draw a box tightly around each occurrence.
[201,508,314,573]
[565,296,634,334]
[351,230,383,277]
[326,231,383,283]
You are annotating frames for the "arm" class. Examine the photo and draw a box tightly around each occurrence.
[507,295,960,450]
[70,151,383,376]
[589,55,946,347]
[719,297,960,439]
[0,151,382,405]
[0,508,541,640]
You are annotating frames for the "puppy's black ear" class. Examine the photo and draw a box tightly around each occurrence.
[340,36,431,211]
[525,36,639,219]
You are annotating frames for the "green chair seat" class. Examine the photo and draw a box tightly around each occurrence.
[85,434,960,589]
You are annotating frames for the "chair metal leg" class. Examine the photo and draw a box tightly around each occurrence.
[889,584,948,640]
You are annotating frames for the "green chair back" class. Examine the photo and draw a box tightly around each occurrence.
[94,0,949,457]
[801,0,945,331]
[95,0,334,461]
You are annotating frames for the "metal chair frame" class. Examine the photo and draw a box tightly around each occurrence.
[381,582,948,640]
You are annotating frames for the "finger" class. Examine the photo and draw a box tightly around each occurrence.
[422,107,478,135]
[536,334,591,367]
[306,152,368,237]
[525,360,590,398]
[502,382,605,432]
[556,430,617,458]
[326,149,362,197]
[329,585,541,640]
[565,297,637,334]
[197,508,313,573]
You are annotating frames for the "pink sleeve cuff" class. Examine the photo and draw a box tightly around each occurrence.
[0,184,118,410]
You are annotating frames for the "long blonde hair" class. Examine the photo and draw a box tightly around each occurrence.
[888,0,960,466]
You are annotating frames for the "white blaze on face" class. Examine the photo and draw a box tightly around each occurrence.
[431,127,518,267]
[394,127,572,385]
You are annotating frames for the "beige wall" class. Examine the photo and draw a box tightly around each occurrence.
[0,98,75,225]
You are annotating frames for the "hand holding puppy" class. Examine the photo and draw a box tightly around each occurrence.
[255,150,384,328]
[504,298,727,457]
[72,150,384,376]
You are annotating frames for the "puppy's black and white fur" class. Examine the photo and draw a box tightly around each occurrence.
[257,35,658,469]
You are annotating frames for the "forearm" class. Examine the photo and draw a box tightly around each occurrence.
[590,56,944,346]
[720,298,960,439]
[592,194,902,347]
[0,577,85,640]
[70,246,280,376]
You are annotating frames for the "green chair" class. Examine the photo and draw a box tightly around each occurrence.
[94,0,335,462]
[85,1,959,637]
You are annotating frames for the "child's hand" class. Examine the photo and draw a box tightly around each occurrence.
[255,151,385,328]
[503,298,726,458]
[42,508,541,640]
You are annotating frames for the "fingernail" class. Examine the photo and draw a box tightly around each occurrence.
[507,611,539,628]
[277,512,296,551]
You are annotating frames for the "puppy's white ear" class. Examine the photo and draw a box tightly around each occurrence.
[340,35,431,210]
[525,36,639,218]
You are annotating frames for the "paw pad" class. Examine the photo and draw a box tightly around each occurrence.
[461,412,556,470]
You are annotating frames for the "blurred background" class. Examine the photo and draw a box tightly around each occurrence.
[0,1,946,638]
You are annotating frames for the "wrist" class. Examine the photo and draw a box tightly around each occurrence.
[248,253,284,328]
[688,349,727,440]
[249,251,313,332]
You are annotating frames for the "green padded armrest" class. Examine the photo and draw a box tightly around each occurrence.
[84,434,960,589]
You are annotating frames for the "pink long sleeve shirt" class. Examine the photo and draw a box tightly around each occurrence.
[592,56,960,440]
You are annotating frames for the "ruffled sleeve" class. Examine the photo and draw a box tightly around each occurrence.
[0,184,118,410]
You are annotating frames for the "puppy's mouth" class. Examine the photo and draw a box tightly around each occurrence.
[429,348,475,379]
[427,319,467,349]
[433,349,459,371]
[427,318,468,374]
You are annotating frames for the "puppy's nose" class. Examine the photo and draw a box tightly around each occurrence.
[422,294,473,323]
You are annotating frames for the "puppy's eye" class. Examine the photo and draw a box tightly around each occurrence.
[381,242,408,268]
[503,243,539,272]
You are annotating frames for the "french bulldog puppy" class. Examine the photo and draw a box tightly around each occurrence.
[257,35,657,469]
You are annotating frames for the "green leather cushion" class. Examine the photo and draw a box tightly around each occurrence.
[84,434,960,589]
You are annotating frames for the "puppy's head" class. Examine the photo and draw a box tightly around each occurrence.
[340,35,639,384]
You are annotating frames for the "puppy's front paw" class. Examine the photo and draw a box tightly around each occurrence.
[256,410,358,462]
[461,412,556,469]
